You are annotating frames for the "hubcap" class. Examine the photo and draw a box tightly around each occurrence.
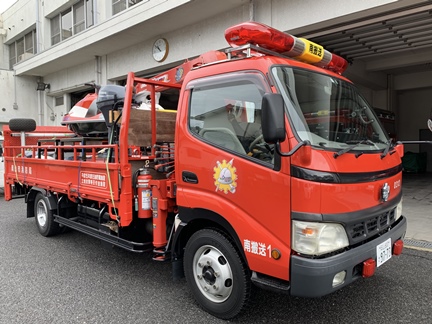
[193,245,233,303]
[36,200,48,228]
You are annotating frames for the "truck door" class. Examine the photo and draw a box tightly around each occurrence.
[177,71,292,280]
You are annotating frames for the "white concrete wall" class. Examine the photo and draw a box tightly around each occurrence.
[255,0,397,31]
[0,70,39,125]
[0,17,7,70]
[1,0,35,44]
[394,71,432,91]
[45,60,95,93]
[397,87,432,152]
[372,90,388,110]
[107,9,244,79]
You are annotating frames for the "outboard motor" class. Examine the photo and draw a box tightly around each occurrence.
[96,85,126,127]
[96,85,126,144]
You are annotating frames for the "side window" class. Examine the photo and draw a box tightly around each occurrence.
[189,75,273,163]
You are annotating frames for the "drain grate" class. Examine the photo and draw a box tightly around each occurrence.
[403,239,432,251]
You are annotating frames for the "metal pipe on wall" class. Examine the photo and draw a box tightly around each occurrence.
[35,0,40,53]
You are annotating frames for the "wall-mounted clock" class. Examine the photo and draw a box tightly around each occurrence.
[152,38,169,62]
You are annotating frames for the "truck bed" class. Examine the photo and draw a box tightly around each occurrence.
[2,126,121,203]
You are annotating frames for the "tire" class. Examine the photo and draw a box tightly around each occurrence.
[34,193,60,237]
[184,229,251,320]
[9,118,36,132]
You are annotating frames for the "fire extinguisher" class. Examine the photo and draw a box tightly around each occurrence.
[136,168,152,218]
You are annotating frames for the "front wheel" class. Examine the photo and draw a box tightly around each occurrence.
[184,229,251,319]
[34,192,60,237]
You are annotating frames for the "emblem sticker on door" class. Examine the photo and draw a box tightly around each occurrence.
[213,159,237,194]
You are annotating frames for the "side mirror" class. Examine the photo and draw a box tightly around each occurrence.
[428,119,432,132]
[261,93,285,143]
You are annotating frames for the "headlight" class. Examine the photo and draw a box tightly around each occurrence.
[292,221,349,256]
[395,199,403,221]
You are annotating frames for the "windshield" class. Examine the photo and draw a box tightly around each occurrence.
[271,66,390,152]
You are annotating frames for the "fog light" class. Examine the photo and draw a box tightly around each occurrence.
[332,271,346,287]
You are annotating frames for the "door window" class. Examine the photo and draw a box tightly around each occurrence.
[188,72,273,163]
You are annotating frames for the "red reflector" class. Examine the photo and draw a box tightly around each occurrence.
[393,240,404,255]
[362,258,376,278]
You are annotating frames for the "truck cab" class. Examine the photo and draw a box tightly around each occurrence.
[172,22,405,317]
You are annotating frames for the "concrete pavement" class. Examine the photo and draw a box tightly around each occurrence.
[1,159,431,245]
[401,172,432,246]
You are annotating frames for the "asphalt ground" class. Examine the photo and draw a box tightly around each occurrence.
[1,198,431,324]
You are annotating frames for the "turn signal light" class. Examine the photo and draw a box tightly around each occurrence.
[271,249,282,260]
[393,240,403,255]
[362,258,376,278]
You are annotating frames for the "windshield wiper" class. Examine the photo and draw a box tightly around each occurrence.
[380,141,395,159]
[334,139,376,158]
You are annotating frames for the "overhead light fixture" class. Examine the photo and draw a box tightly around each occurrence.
[36,82,50,91]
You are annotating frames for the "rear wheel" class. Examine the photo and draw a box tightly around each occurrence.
[184,229,251,319]
[34,192,60,237]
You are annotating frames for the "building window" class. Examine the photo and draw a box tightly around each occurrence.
[86,0,94,28]
[55,96,64,106]
[73,1,85,34]
[51,16,61,45]
[9,30,37,68]
[112,0,143,15]
[24,33,34,54]
[62,9,73,40]
[16,38,24,59]
[51,0,94,46]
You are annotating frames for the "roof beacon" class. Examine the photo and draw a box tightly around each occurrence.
[225,21,348,74]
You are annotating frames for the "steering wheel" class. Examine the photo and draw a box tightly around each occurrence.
[249,134,264,151]
[351,106,374,125]
[248,134,273,159]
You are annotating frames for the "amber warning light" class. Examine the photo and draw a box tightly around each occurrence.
[225,21,348,74]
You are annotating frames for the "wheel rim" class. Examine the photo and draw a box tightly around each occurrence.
[192,245,233,303]
[36,199,48,228]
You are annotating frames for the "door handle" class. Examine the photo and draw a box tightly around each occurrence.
[182,171,198,184]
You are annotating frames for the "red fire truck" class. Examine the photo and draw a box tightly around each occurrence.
[2,22,406,319]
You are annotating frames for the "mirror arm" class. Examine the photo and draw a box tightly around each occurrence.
[276,140,311,157]
[397,140,432,145]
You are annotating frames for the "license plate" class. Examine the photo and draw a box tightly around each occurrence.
[376,238,392,267]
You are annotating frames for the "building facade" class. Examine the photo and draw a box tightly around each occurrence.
[1,0,431,138]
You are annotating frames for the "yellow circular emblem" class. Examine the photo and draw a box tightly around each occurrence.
[213,159,237,194]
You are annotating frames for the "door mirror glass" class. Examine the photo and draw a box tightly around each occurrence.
[262,93,285,143]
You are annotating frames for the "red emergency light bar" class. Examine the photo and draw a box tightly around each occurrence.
[225,21,348,74]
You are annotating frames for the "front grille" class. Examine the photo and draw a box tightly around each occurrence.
[347,208,396,244]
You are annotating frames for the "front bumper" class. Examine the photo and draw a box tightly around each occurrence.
[290,216,407,297]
